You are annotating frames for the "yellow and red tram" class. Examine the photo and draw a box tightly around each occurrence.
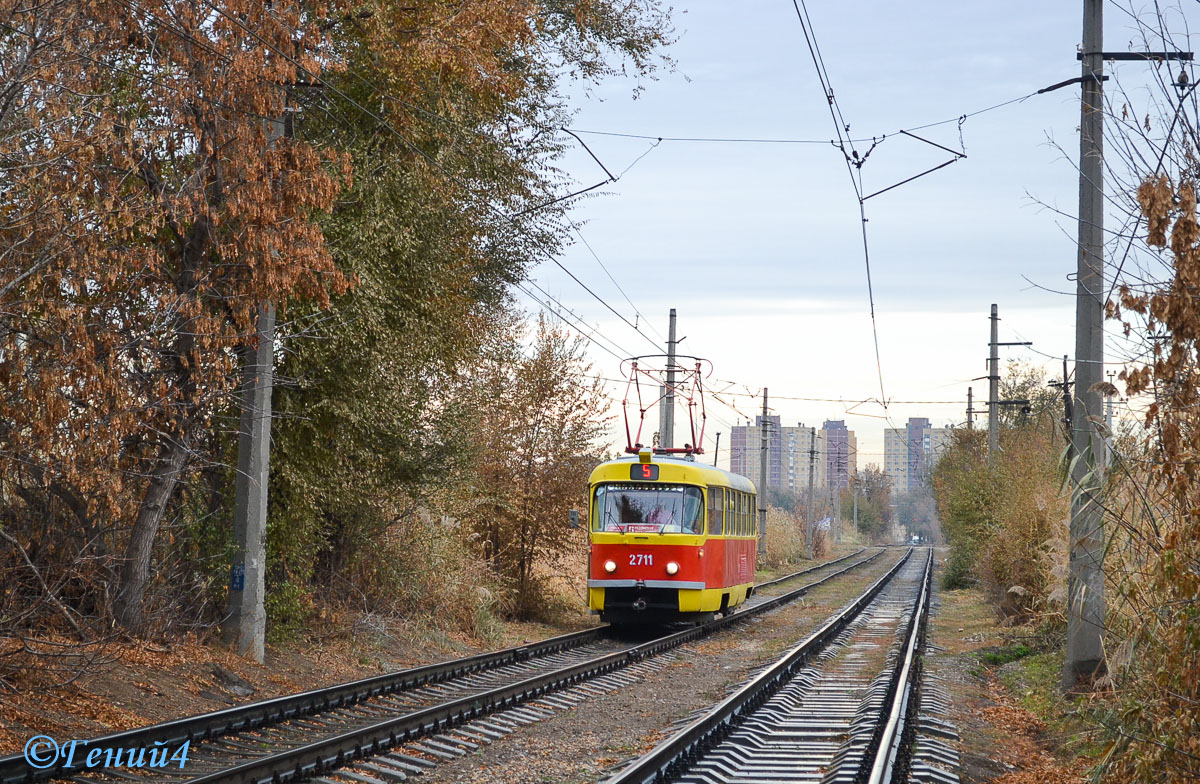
[587,449,757,624]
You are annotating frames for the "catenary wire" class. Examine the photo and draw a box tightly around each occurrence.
[788,0,888,408]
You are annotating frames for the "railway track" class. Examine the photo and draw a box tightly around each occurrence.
[603,548,933,784]
[0,549,883,784]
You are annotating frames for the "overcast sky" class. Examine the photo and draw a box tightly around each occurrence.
[516,1,1199,467]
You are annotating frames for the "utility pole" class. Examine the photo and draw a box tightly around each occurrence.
[1050,355,1074,448]
[985,304,1033,466]
[967,387,975,429]
[223,110,288,662]
[660,309,677,450]
[833,475,842,545]
[757,390,768,558]
[852,479,859,538]
[804,428,816,559]
[1066,0,1107,690]
[988,304,1000,464]
[1103,371,1115,469]
[1057,15,1192,688]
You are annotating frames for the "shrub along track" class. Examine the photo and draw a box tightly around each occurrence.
[0,550,881,784]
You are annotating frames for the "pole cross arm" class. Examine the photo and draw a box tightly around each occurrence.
[1076,51,1193,61]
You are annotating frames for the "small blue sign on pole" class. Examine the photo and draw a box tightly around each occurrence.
[231,564,245,591]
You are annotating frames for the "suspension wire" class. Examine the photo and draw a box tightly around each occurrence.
[523,278,640,360]
[789,0,888,407]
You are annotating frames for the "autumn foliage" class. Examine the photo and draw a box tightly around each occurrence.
[0,0,351,639]
[0,0,673,684]
[1099,174,1200,781]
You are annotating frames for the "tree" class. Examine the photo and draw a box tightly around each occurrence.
[850,466,892,543]
[467,314,608,617]
[0,2,351,633]
[264,0,673,629]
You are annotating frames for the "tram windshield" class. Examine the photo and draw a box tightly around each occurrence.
[593,483,704,534]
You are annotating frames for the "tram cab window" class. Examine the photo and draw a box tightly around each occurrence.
[707,488,724,536]
[592,484,705,534]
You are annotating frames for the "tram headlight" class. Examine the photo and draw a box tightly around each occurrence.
[666,561,680,575]
[604,560,617,574]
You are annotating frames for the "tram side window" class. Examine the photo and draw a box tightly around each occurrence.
[736,492,745,536]
[707,488,724,536]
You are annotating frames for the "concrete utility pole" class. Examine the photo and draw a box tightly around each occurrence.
[225,303,276,663]
[223,109,288,661]
[1065,0,1107,690]
[988,304,1000,464]
[805,428,816,559]
[661,309,677,450]
[757,389,768,558]
[967,387,975,429]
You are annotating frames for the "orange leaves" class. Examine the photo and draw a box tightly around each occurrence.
[1137,174,1173,247]
[0,0,354,537]
[1103,173,1200,784]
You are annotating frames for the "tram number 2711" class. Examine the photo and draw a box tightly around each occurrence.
[629,553,653,566]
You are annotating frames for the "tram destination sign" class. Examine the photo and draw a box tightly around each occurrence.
[630,463,659,481]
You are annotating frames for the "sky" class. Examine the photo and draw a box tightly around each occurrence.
[515,1,1199,468]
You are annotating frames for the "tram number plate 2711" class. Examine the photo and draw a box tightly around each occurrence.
[629,553,653,566]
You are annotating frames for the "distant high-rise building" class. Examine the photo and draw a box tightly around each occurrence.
[884,417,952,494]
[820,420,857,490]
[730,415,784,489]
[730,418,855,494]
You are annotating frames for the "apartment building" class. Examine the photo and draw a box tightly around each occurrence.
[883,417,952,494]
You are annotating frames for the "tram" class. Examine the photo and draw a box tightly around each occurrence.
[586,449,757,624]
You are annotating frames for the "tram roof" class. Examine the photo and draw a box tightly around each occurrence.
[589,454,757,494]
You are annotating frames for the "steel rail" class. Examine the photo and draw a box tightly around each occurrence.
[0,549,884,784]
[167,549,897,784]
[753,547,866,591]
[860,548,933,784]
[0,626,605,784]
[604,548,916,784]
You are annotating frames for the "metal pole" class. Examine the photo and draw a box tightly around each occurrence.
[757,389,768,558]
[1065,0,1106,689]
[988,304,999,465]
[1063,355,1073,444]
[713,432,721,467]
[805,428,816,559]
[833,476,842,545]
[662,309,677,450]
[1103,370,1114,470]
[852,481,859,538]
[967,386,974,429]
